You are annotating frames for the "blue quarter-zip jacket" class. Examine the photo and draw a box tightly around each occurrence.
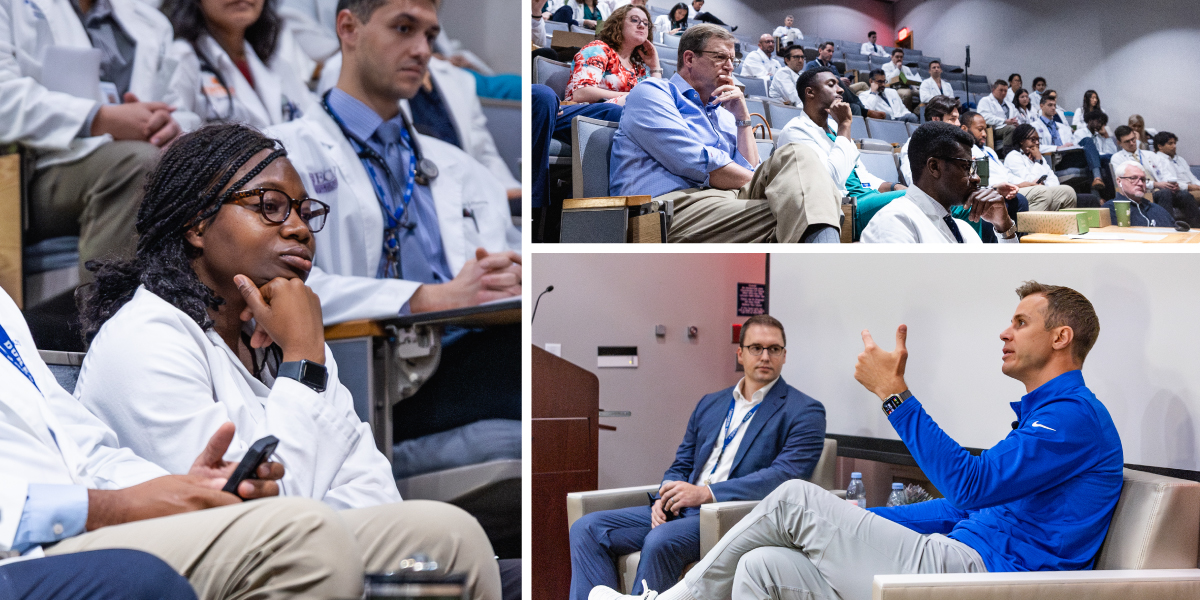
[868,370,1124,572]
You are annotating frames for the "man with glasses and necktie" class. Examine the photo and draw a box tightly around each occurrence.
[977,80,1020,148]
[609,24,844,242]
[1110,126,1200,227]
[862,121,1017,243]
[568,315,826,600]
[1103,162,1175,227]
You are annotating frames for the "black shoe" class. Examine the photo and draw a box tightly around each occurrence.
[731,25,738,32]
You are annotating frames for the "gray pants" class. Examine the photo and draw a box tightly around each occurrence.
[28,141,158,282]
[1019,184,1077,212]
[678,480,986,600]
[656,143,844,243]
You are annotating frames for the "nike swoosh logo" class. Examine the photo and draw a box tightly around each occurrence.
[1031,421,1056,431]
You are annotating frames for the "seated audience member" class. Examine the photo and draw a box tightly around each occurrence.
[265,0,521,483]
[1029,76,1046,106]
[1029,94,1106,193]
[740,34,779,79]
[75,124,503,600]
[554,0,604,30]
[655,2,690,43]
[570,316,826,600]
[804,41,840,75]
[768,44,805,105]
[1073,90,1102,131]
[531,85,624,228]
[0,290,388,598]
[1005,124,1098,207]
[1104,162,1175,227]
[977,80,1019,148]
[1111,126,1200,226]
[163,0,314,131]
[918,60,954,103]
[961,111,1076,212]
[1,0,186,290]
[899,95,959,184]
[861,30,889,57]
[773,15,803,47]
[1128,114,1153,150]
[862,122,1016,243]
[533,0,549,46]
[1011,88,1036,125]
[0,551,197,600]
[860,69,918,123]
[609,25,843,243]
[802,42,869,117]
[594,283,1122,600]
[688,0,735,30]
[565,5,662,103]
[1041,89,1070,127]
[1075,110,1118,155]
[882,48,921,84]
[1154,131,1200,201]
[778,67,909,239]
[1004,73,1022,103]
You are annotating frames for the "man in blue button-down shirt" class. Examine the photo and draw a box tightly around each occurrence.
[609,24,843,243]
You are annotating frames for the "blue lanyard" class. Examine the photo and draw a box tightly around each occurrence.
[708,397,760,478]
[0,323,40,395]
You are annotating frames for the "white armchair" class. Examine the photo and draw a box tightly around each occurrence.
[566,438,840,594]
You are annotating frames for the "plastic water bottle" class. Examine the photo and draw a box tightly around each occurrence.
[846,472,866,509]
[886,482,906,507]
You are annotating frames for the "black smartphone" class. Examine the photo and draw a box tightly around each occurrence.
[647,492,677,521]
[1036,174,1049,185]
[222,435,279,498]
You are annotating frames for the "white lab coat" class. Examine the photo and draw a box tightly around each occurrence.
[1004,150,1060,186]
[971,143,1018,186]
[265,105,519,324]
[768,67,800,105]
[0,291,168,564]
[1030,115,1071,153]
[653,15,674,44]
[164,36,316,132]
[1112,149,1172,184]
[77,287,399,510]
[0,0,190,168]
[859,88,909,121]
[977,94,1018,128]
[1159,152,1200,187]
[741,48,779,79]
[778,114,885,193]
[860,42,889,57]
[860,186,989,243]
[918,78,954,103]
[773,26,803,46]
[1075,127,1118,154]
[882,61,920,83]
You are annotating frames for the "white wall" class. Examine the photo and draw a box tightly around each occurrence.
[531,253,767,489]
[893,0,1200,164]
[439,0,520,74]
[769,252,1200,472]
[647,0,774,46]
[757,0,894,48]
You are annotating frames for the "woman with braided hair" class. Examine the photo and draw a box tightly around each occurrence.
[74,123,505,600]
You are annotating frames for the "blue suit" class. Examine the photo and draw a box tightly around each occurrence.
[568,378,825,598]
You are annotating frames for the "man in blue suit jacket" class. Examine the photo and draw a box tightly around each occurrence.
[569,315,826,600]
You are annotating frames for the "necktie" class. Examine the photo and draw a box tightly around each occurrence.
[943,215,964,243]
[1001,101,1009,118]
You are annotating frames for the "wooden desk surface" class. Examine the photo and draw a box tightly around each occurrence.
[324,300,521,340]
[1020,226,1200,244]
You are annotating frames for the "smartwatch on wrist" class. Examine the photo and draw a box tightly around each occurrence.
[278,360,328,393]
[881,390,912,416]
[735,119,753,127]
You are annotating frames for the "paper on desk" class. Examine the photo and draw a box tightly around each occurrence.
[40,46,103,102]
[480,296,522,307]
[1066,232,1168,241]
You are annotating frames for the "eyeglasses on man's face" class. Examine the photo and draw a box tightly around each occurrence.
[698,50,741,67]
[741,344,786,357]
[226,188,330,232]
[934,155,979,178]
[1117,176,1150,184]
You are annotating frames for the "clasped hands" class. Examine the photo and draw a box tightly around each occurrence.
[651,481,713,527]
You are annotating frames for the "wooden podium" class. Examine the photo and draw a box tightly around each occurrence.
[532,346,599,600]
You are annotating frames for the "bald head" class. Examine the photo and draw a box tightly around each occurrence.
[758,34,775,54]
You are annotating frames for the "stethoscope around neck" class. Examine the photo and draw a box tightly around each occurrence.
[320,91,439,188]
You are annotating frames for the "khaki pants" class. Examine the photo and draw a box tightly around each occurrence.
[28,141,158,282]
[47,498,501,600]
[1020,184,1077,212]
[657,143,844,243]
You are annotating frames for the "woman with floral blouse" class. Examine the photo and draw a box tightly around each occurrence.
[565,4,662,104]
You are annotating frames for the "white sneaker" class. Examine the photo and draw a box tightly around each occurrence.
[588,580,659,600]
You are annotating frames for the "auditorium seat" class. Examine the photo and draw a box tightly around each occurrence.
[865,117,909,146]
[858,150,901,183]
[663,34,680,49]
[738,76,768,98]
[545,20,570,35]
[967,73,987,84]
[744,97,769,127]
[764,102,805,131]
[534,56,572,101]
[566,439,840,594]
[850,115,870,140]
[967,81,991,94]
[659,59,676,78]
[570,116,620,199]
[756,139,775,160]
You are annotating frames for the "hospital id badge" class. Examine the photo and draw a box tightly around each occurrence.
[99,81,119,105]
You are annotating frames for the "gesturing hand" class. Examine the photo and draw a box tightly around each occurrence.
[188,422,285,500]
[854,325,909,401]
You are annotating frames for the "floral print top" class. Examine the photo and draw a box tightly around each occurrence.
[565,40,646,102]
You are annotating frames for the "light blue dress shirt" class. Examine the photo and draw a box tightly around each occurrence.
[609,74,754,197]
[326,89,452,288]
[11,484,88,554]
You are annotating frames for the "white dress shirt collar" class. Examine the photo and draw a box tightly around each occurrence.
[733,375,779,405]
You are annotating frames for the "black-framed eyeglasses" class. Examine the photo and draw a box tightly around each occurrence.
[626,15,649,27]
[741,344,786,357]
[698,50,741,67]
[934,155,979,178]
[227,188,330,232]
[1117,176,1150,184]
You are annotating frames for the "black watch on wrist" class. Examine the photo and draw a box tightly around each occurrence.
[881,390,912,416]
[278,360,328,393]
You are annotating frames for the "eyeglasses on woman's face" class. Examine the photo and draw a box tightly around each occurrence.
[226,188,330,232]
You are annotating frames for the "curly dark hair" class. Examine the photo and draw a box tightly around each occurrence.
[78,124,286,345]
[596,5,655,66]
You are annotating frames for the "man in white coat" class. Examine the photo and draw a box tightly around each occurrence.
[0,289,372,599]
[862,121,1017,243]
[860,31,889,57]
[0,0,190,285]
[977,80,1019,148]
[1153,131,1200,203]
[740,34,779,79]
[768,44,805,105]
[918,60,955,103]
[773,15,802,47]
[860,69,918,123]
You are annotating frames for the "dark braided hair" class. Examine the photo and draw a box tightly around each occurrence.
[79,123,286,344]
